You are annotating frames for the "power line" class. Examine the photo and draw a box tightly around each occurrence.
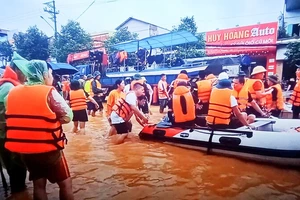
[76,0,96,20]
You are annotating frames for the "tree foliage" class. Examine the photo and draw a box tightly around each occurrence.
[104,27,138,53]
[173,16,198,35]
[13,26,49,60]
[172,16,205,58]
[53,20,93,62]
[285,42,300,65]
[0,41,13,57]
[277,14,288,39]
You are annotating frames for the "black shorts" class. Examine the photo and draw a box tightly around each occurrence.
[87,102,95,111]
[72,109,88,122]
[113,121,132,134]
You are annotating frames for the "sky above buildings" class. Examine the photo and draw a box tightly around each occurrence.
[1,0,284,37]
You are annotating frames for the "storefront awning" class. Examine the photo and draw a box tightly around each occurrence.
[112,30,199,52]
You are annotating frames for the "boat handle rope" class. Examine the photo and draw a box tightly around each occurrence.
[191,129,247,137]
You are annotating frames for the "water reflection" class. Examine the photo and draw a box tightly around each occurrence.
[1,105,300,200]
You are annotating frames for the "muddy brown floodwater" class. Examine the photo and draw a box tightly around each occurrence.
[1,105,300,200]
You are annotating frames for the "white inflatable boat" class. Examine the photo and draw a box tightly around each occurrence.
[139,118,300,167]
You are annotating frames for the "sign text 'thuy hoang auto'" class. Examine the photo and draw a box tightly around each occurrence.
[205,22,278,46]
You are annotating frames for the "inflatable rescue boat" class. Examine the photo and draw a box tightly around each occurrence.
[139,118,300,167]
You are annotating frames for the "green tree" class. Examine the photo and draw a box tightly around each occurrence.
[104,27,138,53]
[53,20,93,62]
[0,41,13,57]
[173,16,198,35]
[172,16,205,58]
[278,13,288,39]
[285,42,300,65]
[0,41,13,67]
[13,26,49,60]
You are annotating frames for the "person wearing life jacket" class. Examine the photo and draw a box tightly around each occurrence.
[206,77,252,129]
[78,74,87,89]
[244,66,268,117]
[232,76,268,124]
[158,73,169,113]
[91,71,104,116]
[168,70,189,96]
[53,74,63,96]
[5,60,74,200]
[69,80,99,134]
[62,76,70,100]
[84,74,94,115]
[141,76,153,116]
[168,81,196,127]
[195,71,217,115]
[110,82,148,144]
[0,52,28,194]
[265,74,284,117]
[106,79,126,136]
[289,64,300,119]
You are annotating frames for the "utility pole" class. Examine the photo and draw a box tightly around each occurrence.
[43,0,59,39]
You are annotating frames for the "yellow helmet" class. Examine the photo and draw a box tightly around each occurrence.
[251,66,266,76]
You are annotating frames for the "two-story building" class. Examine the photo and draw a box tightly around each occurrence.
[115,17,170,39]
[276,0,300,80]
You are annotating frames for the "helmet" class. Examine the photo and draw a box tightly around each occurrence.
[218,72,229,80]
[93,71,101,78]
[251,66,266,76]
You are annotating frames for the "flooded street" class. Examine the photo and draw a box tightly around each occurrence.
[1,105,300,200]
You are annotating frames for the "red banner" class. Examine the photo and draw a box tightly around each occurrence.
[206,46,277,56]
[206,22,278,46]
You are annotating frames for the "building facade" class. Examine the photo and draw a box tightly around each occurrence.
[276,0,300,80]
[0,28,9,42]
[115,17,170,39]
[285,0,300,37]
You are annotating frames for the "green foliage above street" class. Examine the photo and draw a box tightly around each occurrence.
[53,20,93,62]
[13,26,49,60]
[104,27,138,53]
[285,42,300,65]
[172,16,205,58]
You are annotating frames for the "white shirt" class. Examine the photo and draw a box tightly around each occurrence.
[230,95,238,107]
[111,92,137,124]
[124,84,130,94]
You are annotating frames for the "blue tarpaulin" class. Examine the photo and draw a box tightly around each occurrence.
[112,30,199,52]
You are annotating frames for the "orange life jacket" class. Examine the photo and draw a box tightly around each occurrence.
[0,78,19,87]
[69,89,87,111]
[232,86,249,112]
[158,80,168,99]
[266,84,284,110]
[106,89,126,117]
[5,85,66,154]
[112,97,132,121]
[119,51,128,62]
[172,86,195,123]
[196,79,213,103]
[173,73,189,89]
[130,79,145,90]
[289,82,300,107]
[245,78,265,106]
[206,88,232,125]
[0,66,20,87]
